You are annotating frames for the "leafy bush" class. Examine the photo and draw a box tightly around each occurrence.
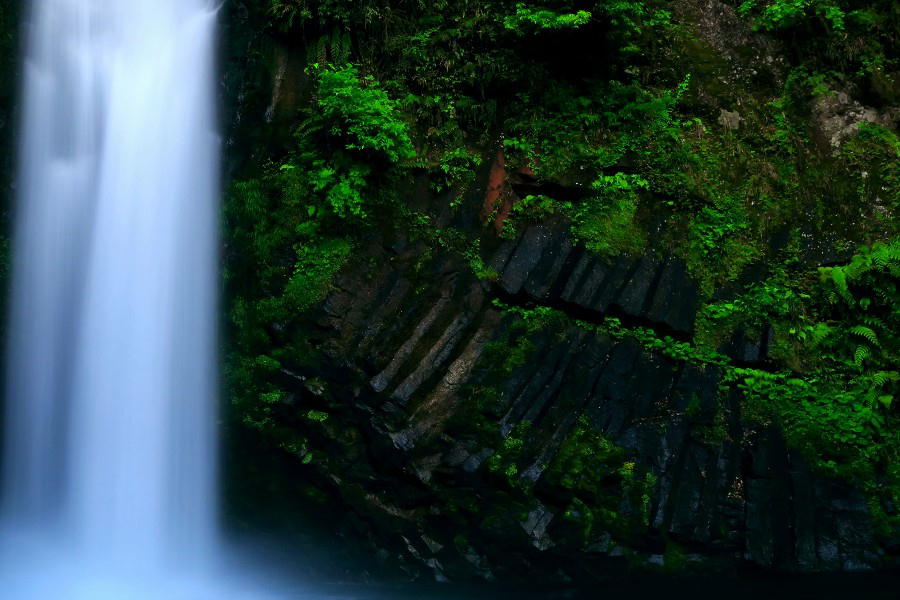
[315,65,415,164]
[285,64,414,219]
[503,4,593,33]
[737,0,898,85]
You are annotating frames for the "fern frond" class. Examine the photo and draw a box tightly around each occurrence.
[871,241,900,270]
[807,322,832,347]
[849,325,880,346]
[829,267,854,304]
[854,344,870,367]
[872,371,899,387]
[861,315,886,330]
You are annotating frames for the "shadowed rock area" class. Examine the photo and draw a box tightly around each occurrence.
[274,215,882,581]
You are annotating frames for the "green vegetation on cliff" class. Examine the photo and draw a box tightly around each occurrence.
[223,0,900,574]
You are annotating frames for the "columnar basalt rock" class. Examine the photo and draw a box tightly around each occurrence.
[265,218,886,580]
[219,0,899,583]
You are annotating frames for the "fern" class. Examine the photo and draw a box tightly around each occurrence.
[821,265,851,304]
[861,315,886,330]
[806,322,832,347]
[870,241,900,268]
[849,325,880,346]
[872,371,899,387]
[822,239,900,308]
[854,344,870,367]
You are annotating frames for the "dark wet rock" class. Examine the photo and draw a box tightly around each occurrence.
[612,257,661,316]
[522,505,556,551]
[726,331,762,364]
[501,225,555,294]
[257,220,888,582]
[558,250,594,303]
[488,238,519,276]
[814,90,897,150]
[568,261,612,308]
[791,459,819,570]
[590,257,636,313]
[524,230,574,300]
[645,260,699,333]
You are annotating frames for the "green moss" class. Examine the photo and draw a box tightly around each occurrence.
[546,418,626,495]
[284,238,351,313]
[477,303,571,383]
[227,0,900,547]
[486,422,532,489]
[662,540,690,572]
[545,417,656,542]
[492,237,900,531]
[305,410,330,423]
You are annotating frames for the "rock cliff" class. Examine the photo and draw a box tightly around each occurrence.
[220,0,899,582]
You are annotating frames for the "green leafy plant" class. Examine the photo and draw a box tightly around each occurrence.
[503,4,593,34]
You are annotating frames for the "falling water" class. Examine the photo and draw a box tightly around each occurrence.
[0,0,237,597]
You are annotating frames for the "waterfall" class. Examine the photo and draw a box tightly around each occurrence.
[0,1,244,597]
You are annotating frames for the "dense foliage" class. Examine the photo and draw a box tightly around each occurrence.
[223,0,900,568]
